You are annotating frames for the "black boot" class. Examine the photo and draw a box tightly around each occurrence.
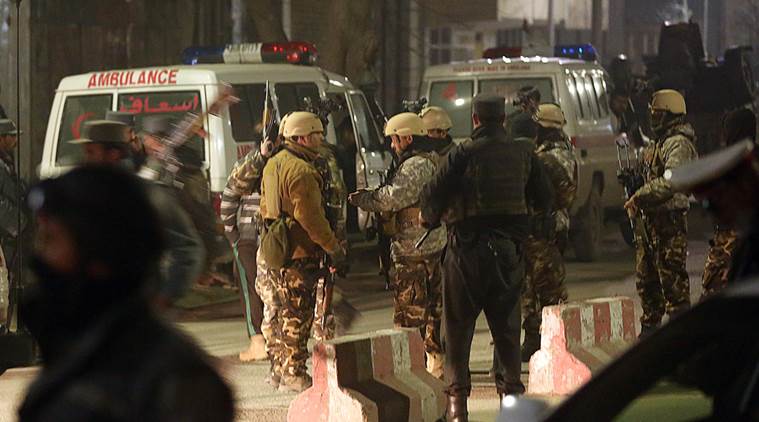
[520,332,540,363]
[446,395,468,422]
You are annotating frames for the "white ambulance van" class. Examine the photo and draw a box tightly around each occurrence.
[420,45,622,261]
[40,42,389,232]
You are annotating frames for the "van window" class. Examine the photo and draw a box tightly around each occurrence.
[349,93,383,151]
[566,74,585,119]
[479,78,555,116]
[275,83,320,115]
[429,80,474,138]
[230,84,266,143]
[592,74,610,117]
[583,74,602,118]
[55,94,113,166]
[118,90,205,161]
[573,72,595,120]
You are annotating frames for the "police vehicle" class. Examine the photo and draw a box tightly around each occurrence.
[40,42,389,233]
[420,44,621,261]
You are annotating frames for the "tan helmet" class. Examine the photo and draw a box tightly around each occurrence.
[650,89,686,115]
[282,111,324,138]
[535,103,566,129]
[419,106,453,131]
[384,112,426,137]
[278,112,291,137]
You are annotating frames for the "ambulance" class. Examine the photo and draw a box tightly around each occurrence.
[40,42,390,232]
[420,45,622,261]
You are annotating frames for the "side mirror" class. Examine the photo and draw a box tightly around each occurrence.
[496,395,551,422]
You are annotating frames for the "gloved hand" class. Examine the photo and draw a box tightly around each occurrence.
[329,247,350,278]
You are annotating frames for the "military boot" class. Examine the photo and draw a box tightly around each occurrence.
[446,395,468,422]
[278,373,313,393]
[520,332,541,363]
[425,352,444,379]
[239,334,267,362]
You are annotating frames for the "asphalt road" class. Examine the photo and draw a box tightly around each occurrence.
[0,210,719,421]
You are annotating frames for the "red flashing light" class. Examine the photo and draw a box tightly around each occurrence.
[262,41,318,65]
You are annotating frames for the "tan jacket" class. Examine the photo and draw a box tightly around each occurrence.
[260,141,340,260]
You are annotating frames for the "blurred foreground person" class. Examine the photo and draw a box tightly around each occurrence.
[421,95,553,421]
[700,108,756,299]
[668,139,759,284]
[72,120,204,305]
[18,166,233,422]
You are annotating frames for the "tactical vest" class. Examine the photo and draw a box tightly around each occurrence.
[443,129,531,224]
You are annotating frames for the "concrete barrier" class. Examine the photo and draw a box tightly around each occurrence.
[527,297,636,395]
[287,328,445,422]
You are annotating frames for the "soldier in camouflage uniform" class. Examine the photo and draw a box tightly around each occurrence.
[520,104,578,360]
[260,112,347,392]
[700,108,755,300]
[221,147,268,363]
[624,89,698,337]
[349,113,447,378]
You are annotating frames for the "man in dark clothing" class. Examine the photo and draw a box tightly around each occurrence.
[71,120,204,305]
[421,96,554,422]
[18,166,233,422]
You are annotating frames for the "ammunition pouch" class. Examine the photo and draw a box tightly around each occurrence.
[259,215,292,271]
[378,211,398,237]
[396,207,422,231]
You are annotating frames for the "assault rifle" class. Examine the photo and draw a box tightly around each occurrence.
[616,134,651,252]
[303,96,343,128]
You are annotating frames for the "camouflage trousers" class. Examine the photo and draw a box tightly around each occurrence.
[635,210,690,328]
[701,227,738,300]
[274,258,321,378]
[390,255,443,355]
[255,249,284,378]
[313,278,336,342]
[521,236,568,336]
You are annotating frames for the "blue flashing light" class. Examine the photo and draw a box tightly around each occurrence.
[181,46,226,65]
[554,44,597,62]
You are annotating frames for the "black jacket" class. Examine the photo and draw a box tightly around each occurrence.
[19,297,233,422]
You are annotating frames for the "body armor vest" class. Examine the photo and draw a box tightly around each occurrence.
[443,127,532,224]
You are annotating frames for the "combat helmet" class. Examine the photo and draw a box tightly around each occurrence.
[282,112,324,138]
[419,106,453,131]
[534,103,567,129]
[384,112,426,137]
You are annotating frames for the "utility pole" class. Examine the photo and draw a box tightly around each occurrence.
[592,0,603,50]
[282,0,292,40]
[548,0,555,46]
[703,0,709,57]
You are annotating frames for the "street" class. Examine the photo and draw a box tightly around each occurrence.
[0,210,718,422]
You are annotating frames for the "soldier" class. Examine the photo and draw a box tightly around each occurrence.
[505,86,541,139]
[420,106,455,156]
[349,113,447,378]
[0,119,27,329]
[259,111,347,392]
[624,89,698,337]
[221,147,268,362]
[520,103,578,360]
[421,96,553,421]
[700,108,755,299]
[139,116,219,287]
[70,120,204,305]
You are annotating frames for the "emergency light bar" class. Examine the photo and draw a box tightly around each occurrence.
[181,42,318,66]
[481,44,597,62]
[554,44,597,61]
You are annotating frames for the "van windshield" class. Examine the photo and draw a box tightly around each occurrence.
[479,78,555,115]
[349,93,383,151]
[428,80,474,138]
[56,94,114,166]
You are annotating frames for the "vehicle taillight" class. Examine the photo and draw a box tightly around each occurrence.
[212,192,222,217]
